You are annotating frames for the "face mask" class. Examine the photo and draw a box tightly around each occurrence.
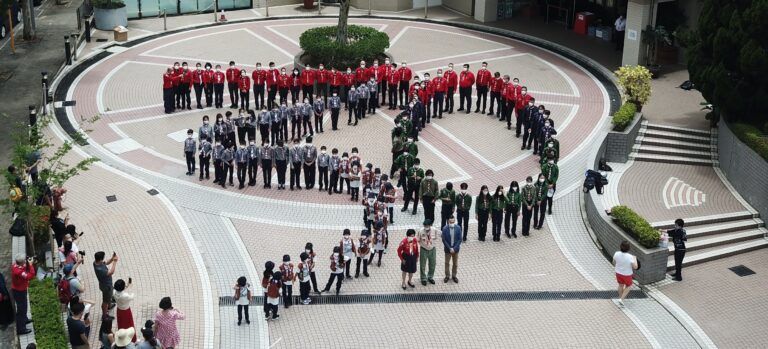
[448,66,453,71]
[402,64,407,68]
[522,91,527,95]
[343,156,348,160]
[188,135,192,138]
[206,67,211,70]
[306,249,311,254]
[203,121,208,124]
[333,93,337,96]
[368,200,375,205]
[229,65,234,68]
[216,69,221,72]
[407,237,414,242]
[344,236,350,240]
[360,64,365,68]
[319,66,324,70]
[539,179,545,183]
[482,66,487,69]
[283,261,289,265]
[529,102,534,106]
[407,139,413,143]
[352,152,358,156]
[321,150,326,154]
[449,223,455,227]
[464,68,468,72]
[461,190,466,194]
[250,142,255,146]
[512,186,518,191]
[196,66,201,70]
[415,86,420,90]
[333,252,339,257]
[527,181,532,185]
[482,190,488,195]
[347,70,352,73]
[413,165,419,168]
[548,160,555,164]
[545,123,551,127]
[426,176,433,180]
[438,72,442,75]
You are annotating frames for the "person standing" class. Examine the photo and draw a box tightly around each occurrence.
[252,63,267,110]
[246,139,260,187]
[489,72,503,117]
[369,221,388,267]
[490,185,507,241]
[431,69,447,119]
[270,106,281,146]
[180,63,193,110]
[183,129,196,176]
[289,138,303,191]
[321,246,345,295]
[113,279,136,343]
[398,229,419,290]
[162,68,174,114]
[613,241,638,307]
[522,97,538,150]
[533,173,548,230]
[93,251,117,320]
[303,137,318,189]
[264,272,282,320]
[301,98,314,136]
[397,62,412,108]
[521,176,536,237]
[297,253,312,304]
[67,302,90,349]
[347,86,358,125]
[203,62,214,108]
[504,181,522,238]
[367,76,378,114]
[273,139,288,190]
[340,229,357,279]
[343,67,355,110]
[278,255,295,309]
[221,144,235,188]
[614,15,626,51]
[234,142,249,189]
[313,96,325,133]
[419,170,439,223]
[212,138,224,185]
[401,159,424,215]
[457,64,475,114]
[289,68,301,105]
[475,185,491,241]
[355,229,372,278]
[153,297,185,348]
[316,64,329,106]
[438,182,456,229]
[541,158,559,214]
[417,219,437,286]
[233,276,252,325]
[317,146,330,191]
[443,63,458,114]
[198,136,212,182]
[260,140,274,189]
[0,272,14,328]
[213,65,225,108]
[303,242,321,294]
[11,255,35,335]
[329,67,343,99]
[441,216,462,283]
[301,64,316,101]
[192,62,205,109]
[356,83,369,122]
[668,219,687,281]
[328,148,341,195]
[475,62,491,114]
[455,183,472,242]
[387,63,399,110]
[329,91,341,130]
[266,62,279,110]
[226,61,239,108]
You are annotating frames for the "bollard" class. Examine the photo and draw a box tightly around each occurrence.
[29,106,38,143]
[41,72,49,116]
[424,0,428,18]
[71,34,79,61]
[265,0,269,17]
[163,10,167,31]
[318,0,321,15]
[28,106,37,127]
[64,36,72,65]
[84,17,91,43]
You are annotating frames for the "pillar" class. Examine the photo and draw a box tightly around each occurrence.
[622,0,652,66]
[474,0,498,23]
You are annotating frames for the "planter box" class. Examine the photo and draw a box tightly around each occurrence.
[93,6,127,31]
[605,112,643,163]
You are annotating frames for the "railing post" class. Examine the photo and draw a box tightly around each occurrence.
[164,10,167,30]
[64,36,72,65]
[265,0,269,17]
[368,0,372,15]
[71,34,79,61]
[424,0,428,18]
[41,72,49,116]
[318,0,321,15]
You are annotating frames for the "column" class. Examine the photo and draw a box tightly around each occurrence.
[474,0,498,23]
[622,0,652,66]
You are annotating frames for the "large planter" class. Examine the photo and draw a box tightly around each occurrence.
[93,6,127,31]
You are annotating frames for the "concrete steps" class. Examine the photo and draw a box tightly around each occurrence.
[634,144,712,160]
[651,211,757,230]
[667,229,767,255]
[636,137,711,152]
[639,129,711,145]
[633,123,715,167]
[629,153,714,166]
[667,238,768,270]
[645,123,711,137]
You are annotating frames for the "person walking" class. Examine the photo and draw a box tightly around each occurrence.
[418,219,437,286]
[321,246,345,295]
[113,279,136,343]
[398,229,419,290]
[442,215,462,283]
[11,255,36,335]
[233,276,252,325]
[153,297,185,348]
[613,241,638,307]
[667,219,687,281]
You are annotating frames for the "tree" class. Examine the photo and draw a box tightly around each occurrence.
[21,0,34,40]
[1,112,98,258]
[336,0,350,45]
[686,0,768,128]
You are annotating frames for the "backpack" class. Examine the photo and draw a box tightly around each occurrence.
[9,187,23,202]
[679,80,694,91]
[57,276,73,304]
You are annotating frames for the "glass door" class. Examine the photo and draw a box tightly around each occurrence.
[159,0,179,15]
[141,0,161,17]
[198,0,216,12]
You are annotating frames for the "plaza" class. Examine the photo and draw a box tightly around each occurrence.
[1,1,767,349]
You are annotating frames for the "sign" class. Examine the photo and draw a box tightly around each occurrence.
[627,29,638,41]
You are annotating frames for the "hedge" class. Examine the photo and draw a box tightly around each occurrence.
[729,122,768,162]
[300,25,390,69]
[92,0,126,9]
[28,278,68,349]
[611,102,637,132]
[610,205,660,248]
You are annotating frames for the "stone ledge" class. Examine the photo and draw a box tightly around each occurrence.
[717,121,768,220]
[605,112,644,163]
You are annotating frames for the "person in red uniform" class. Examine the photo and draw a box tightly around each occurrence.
[501,75,514,128]
[342,67,355,110]
[226,61,240,108]
[203,62,214,108]
[301,64,316,102]
[329,66,343,97]
[489,72,503,117]
[163,68,175,114]
[266,62,279,110]
[368,60,382,108]
[11,255,36,335]
[252,62,267,110]
[431,69,447,119]
[290,67,301,105]
[510,78,523,135]
[408,75,421,100]
[443,63,458,114]
[278,68,291,105]
[238,69,251,110]
[192,62,205,109]
[385,63,399,110]
[475,62,492,114]
[172,62,182,109]
[398,229,419,290]
[180,62,193,110]
[213,64,226,108]
[316,64,329,107]
[378,58,392,106]
[457,64,475,114]
[397,61,412,108]
[420,73,433,125]
[355,60,368,85]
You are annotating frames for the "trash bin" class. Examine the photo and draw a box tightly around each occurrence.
[113,26,128,42]
[573,12,595,35]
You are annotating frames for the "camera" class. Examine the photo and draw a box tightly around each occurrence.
[78,251,86,256]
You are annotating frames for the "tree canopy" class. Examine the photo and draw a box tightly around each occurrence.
[686,0,768,129]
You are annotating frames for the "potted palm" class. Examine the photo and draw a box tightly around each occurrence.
[642,25,672,78]
[92,0,127,31]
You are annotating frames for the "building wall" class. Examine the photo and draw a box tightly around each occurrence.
[351,0,413,11]
[442,0,473,15]
[622,0,651,66]
[413,0,443,9]
[718,121,768,219]
[604,113,643,163]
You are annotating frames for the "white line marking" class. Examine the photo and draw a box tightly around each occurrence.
[662,177,674,209]
[269,337,283,349]
[250,8,262,16]
[415,53,526,74]
[141,53,259,68]
[618,300,663,349]
[685,185,692,206]
[242,28,298,59]
[143,147,186,165]
[428,122,496,169]
[264,25,300,47]
[97,61,130,114]
[407,26,512,47]
[388,26,410,48]
[409,47,511,66]
[645,285,718,349]
[142,27,248,56]
[676,179,684,208]
[378,24,389,33]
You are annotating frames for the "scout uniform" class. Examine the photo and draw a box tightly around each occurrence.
[397,64,413,108]
[301,67,316,101]
[455,191,472,241]
[258,110,271,145]
[475,194,491,241]
[541,160,559,215]
[252,67,267,110]
[297,257,312,304]
[221,146,235,187]
[279,259,295,308]
[367,79,378,114]
[419,175,439,223]
[183,134,197,176]
[355,230,372,278]
[328,153,341,195]
[362,193,383,232]
[401,165,424,214]
[522,102,539,150]
[393,152,416,188]
[379,177,397,224]
[270,108,281,146]
[291,103,302,140]
[301,101,314,136]
[239,73,251,110]
[317,150,330,191]
[339,155,351,194]
[234,144,249,189]
[534,178,548,230]
[313,99,325,133]
[323,249,344,295]
[540,141,560,165]
[347,87,358,125]
[521,183,536,236]
[199,122,214,143]
[280,104,290,141]
[192,66,205,109]
[213,142,225,185]
[418,222,437,284]
[475,66,492,113]
[340,235,357,279]
[329,94,341,130]
[504,188,522,238]
[289,143,304,190]
[303,142,318,189]
[213,68,225,108]
[431,74,447,119]
[489,75,503,116]
[226,64,240,108]
[198,138,212,180]
[260,144,274,188]
[438,186,456,230]
[246,141,260,186]
[490,194,507,241]
[369,221,388,267]
[273,142,288,189]
[356,84,369,122]
[266,66,279,109]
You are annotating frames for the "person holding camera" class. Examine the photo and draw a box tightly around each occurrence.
[11,254,36,335]
[114,278,136,343]
[93,251,118,320]
[67,301,91,349]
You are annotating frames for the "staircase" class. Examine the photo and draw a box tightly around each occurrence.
[630,122,715,166]
[651,212,768,270]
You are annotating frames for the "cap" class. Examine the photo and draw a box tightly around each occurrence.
[423,219,432,226]
[63,264,73,275]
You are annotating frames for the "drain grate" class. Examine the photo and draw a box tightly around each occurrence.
[218,290,646,306]
[62,100,76,107]
[729,265,756,277]
[96,38,108,42]
[106,195,117,202]
[147,189,159,196]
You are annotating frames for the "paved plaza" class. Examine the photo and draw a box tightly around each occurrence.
[5,4,766,349]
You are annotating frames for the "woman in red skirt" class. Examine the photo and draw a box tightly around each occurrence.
[113,278,136,342]
[398,229,420,290]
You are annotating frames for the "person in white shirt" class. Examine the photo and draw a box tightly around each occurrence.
[612,240,638,307]
[614,15,626,51]
[113,278,136,342]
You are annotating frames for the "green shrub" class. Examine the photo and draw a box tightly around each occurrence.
[92,0,125,9]
[730,122,768,162]
[28,278,68,349]
[611,102,637,132]
[300,25,390,69]
[610,205,660,249]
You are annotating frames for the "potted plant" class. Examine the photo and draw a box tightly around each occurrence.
[92,0,127,31]
[642,25,672,78]
[614,65,652,111]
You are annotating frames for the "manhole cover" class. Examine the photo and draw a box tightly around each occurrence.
[106,195,117,202]
[147,189,159,196]
[729,265,755,277]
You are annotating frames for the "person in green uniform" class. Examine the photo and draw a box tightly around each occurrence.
[541,158,559,215]
[401,159,424,215]
[455,183,472,242]
[533,173,548,230]
[504,181,522,238]
[404,137,418,157]
[438,182,456,229]
[419,169,439,223]
[521,176,536,237]
[390,127,405,178]
[393,150,416,189]
[475,185,491,241]
[490,185,507,241]
[540,139,559,165]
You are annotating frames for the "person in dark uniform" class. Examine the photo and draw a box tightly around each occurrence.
[401,159,424,215]
[289,138,303,190]
[438,182,456,230]
[212,139,224,185]
[260,141,274,189]
[235,142,248,189]
[541,158,559,214]
[317,146,330,191]
[521,176,535,237]
[504,181,521,238]
[303,137,318,189]
[533,173,548,230]
[329,91,341,130]
[270,106,281,146]
[490,185,507,241]
[246,139,259,187]
[183,129,196,176]
[222,144,235,188]
[198,135,212,181]
[301,98,314,137]
[273,139,288,190]
[313,96,325,133]
[347,86,358,125]
[522,97,538,150]
[419,170,439,223]
[258,107,271,146]
[455,183,472,241]
[475,185,491,241]
[667,219,687,281]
